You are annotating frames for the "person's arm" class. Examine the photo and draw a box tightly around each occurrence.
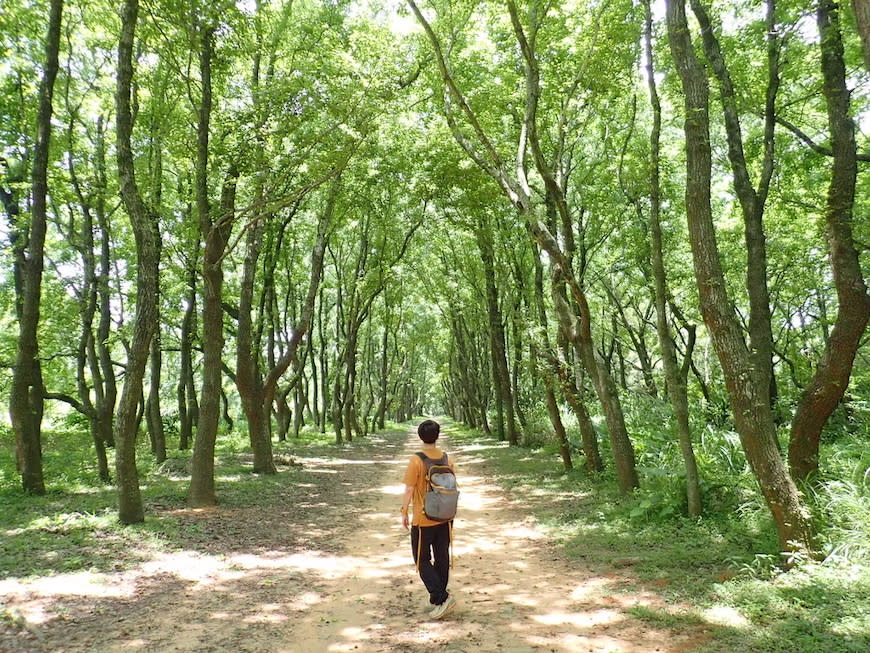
[401,484,414,529]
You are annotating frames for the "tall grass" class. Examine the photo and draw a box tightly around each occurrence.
[453,396,870,652]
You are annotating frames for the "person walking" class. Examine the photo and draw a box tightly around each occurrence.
[400,419,457,620]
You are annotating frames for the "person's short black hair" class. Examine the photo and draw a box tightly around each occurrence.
[418,419,440,444]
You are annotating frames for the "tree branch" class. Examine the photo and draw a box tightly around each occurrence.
[777,115,870,161]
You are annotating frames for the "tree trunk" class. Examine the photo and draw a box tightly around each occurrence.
[178,256,198,450]
[317,288,329,433]
[262,192,332,443]
[510,1,637,490]
[853,0,870,71]
[603,282,658,397]
[189,25,233,507]
[147,332,166,462]
[789,0,870,481]
[235,211,276,471]
[476,224,519,445]
[532,247,573,470]
[551,269,638,491]
[67,114,111,483]
[666,0,814,555]
[95,128,117,453]
[410,0,633,487]
[643,0,701,517]
[8,0,63,495]
[115,0,159,524]
[690,0,779,433]
[340,325,359,443]
[375,308,391,430]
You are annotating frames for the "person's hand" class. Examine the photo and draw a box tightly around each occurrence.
[402,510,410,530]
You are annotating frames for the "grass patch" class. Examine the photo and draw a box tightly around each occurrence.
[451,420,870,653]
[0,422,397,580]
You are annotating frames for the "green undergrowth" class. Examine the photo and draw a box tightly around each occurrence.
[0,421,408,581]
[446,420,870,653]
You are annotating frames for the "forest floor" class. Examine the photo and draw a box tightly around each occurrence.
[1,426,711,653]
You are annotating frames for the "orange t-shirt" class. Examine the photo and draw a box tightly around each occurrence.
[403,448,455,527]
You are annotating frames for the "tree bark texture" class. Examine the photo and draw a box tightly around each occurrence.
[690,0,779,426]
[533,248,574,471]
[666,0,814,554]
[189,24,232,507]
[789,0,870,481]
[8,0,63,495]
[854,0,870,71]
[476,223,519,446]
[68,119,111,483]
[643,0,701,517]
[178,259,198,450]
[409,0,636,488]
[115,0,159,523]
[552,269,638,491]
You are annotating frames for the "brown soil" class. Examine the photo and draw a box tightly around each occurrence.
[1,428,709,653]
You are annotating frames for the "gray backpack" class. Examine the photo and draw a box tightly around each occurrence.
[416,452,459,522]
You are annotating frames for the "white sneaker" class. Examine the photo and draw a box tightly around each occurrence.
[429,595,456,620]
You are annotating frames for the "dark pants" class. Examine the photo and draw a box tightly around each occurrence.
[410,522,451,605]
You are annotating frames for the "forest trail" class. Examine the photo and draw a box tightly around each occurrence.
[2,426,706,653]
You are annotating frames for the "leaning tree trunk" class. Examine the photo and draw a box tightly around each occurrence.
[410,0,632,487]
[508,1,637,492]
[532,247,572,470]
[690,0,780,432]
[551,270,638,492]
[666,0,814,555]
[789,0,870,481]
[263,195,332,443]
[643,0,701,518]
[115,0,160,524]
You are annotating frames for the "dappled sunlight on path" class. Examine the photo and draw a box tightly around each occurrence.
[0,427,702,652]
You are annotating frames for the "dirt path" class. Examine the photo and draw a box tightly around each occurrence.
[1,427,702,653]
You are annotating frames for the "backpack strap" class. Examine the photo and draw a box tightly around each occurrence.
[415,452,448,466]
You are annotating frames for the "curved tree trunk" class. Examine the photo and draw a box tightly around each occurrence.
[68,118,111,483]
[115,0,159,523]
[532,247,573,471]
[409,0,635,488]
[551,273,639,493]
[510,1,637,492]
[789,0,870,481]
[643,0,702,518]
[690,0,780,436]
